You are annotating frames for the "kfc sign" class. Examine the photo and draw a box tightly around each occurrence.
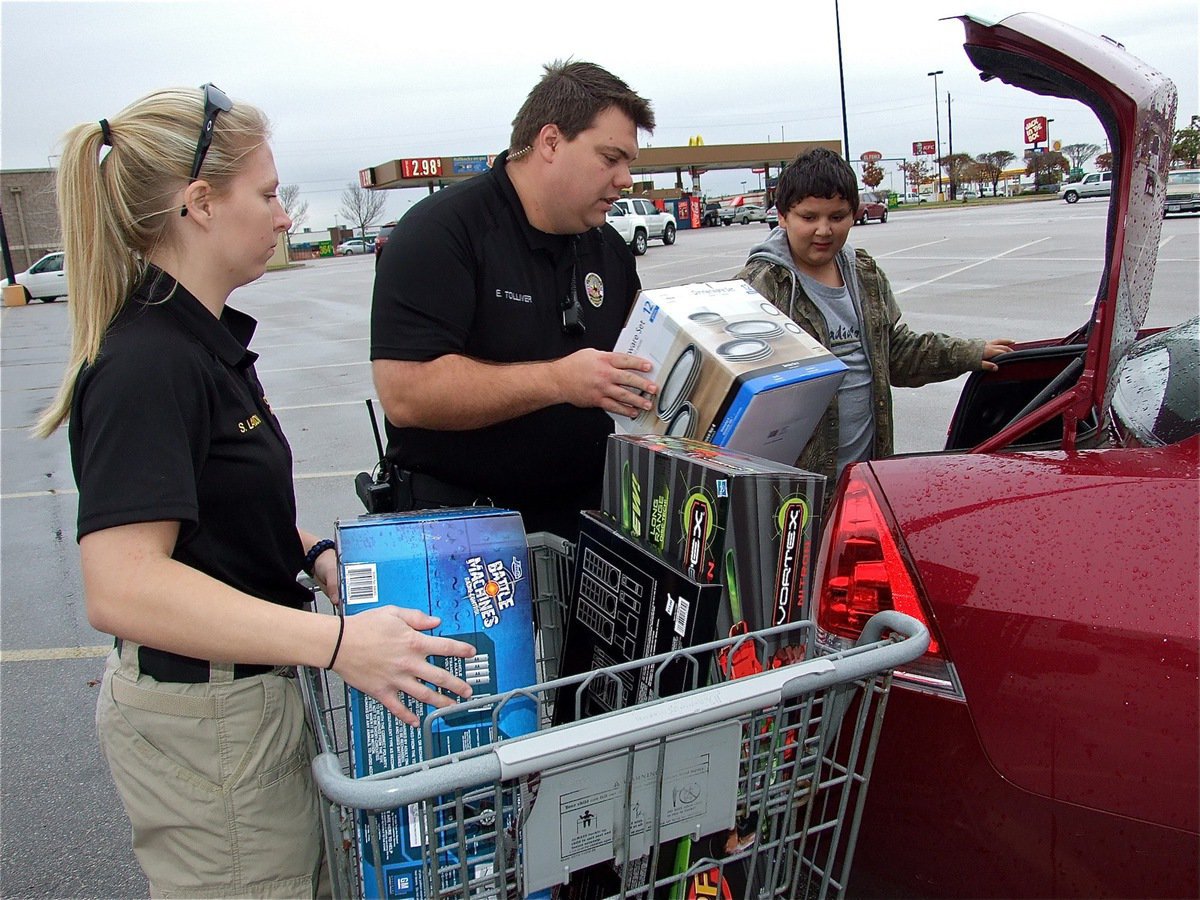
[1024,116,1048,144]
[912,140,936,156]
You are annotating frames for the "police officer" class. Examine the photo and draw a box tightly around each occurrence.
[37,84,476,898]
[371,61,660,538]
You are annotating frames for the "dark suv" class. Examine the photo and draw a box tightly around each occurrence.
[374,222,397,260]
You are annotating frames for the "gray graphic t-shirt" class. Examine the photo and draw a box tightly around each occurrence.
[797,272,874,478]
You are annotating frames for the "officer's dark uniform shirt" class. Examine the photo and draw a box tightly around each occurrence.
[371,151,640,534]
[70,269,311,636]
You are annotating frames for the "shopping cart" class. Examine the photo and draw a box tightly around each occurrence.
[300,532,928,900]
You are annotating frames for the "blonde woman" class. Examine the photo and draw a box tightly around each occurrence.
[36,84,476,898]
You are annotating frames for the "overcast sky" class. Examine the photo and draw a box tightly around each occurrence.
[2,0,1196,230]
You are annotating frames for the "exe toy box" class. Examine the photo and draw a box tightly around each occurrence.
[335,507,539,900]
[609,280,845,465]
[553,510,722,726]
[601,433,824,644]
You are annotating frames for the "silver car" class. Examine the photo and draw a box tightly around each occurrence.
[1061,171,1113,203]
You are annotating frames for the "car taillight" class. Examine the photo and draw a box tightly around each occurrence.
[813,468,963,705]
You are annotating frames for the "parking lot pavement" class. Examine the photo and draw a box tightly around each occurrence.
[1,204,1195,896]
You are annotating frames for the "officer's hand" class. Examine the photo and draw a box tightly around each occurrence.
[555,349,658,418]
[333,607,476,727]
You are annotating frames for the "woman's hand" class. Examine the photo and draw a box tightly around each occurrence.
[332,607,477,727]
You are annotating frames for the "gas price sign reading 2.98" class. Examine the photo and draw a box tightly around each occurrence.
[401,157,443,179]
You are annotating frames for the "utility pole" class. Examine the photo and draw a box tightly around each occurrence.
[947,92,954,199]
[928,70,944,200]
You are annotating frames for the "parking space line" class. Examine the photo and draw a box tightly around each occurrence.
[2,470,363,501]
[875,237,949,257]
[894,237,1052,294]
[0,645,110,662]
[257,360,371,373]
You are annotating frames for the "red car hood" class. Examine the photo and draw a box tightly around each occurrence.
[957,13,1177,449]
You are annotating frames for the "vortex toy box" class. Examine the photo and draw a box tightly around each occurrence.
[601,434,825,647]
[609,280,845,466]
[335,507,538,899]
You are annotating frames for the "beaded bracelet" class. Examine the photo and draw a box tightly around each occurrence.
[303,539,336,576]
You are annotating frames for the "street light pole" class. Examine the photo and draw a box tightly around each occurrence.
[835,0,851,161]
[928,69,944,200]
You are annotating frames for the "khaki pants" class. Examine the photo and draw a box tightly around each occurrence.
[96,643,331,899]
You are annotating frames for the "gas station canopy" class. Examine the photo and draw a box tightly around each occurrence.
[359,140,842,193]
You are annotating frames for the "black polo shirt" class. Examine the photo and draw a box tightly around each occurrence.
[371,152,640,532]
[70,269,310,615]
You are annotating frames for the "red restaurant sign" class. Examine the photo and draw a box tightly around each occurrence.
[1024,116,1048,144]
[860,150,882,163]
[912,140,936,156]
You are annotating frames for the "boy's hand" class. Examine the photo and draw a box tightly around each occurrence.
[980,338,1017,371]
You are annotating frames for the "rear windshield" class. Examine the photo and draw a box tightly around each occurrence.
[1167,171,1200,185]
[1111,317,1200,446]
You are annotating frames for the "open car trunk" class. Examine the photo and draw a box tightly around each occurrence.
[938,14,1176,455]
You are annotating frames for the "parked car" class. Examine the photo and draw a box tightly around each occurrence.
[1164,167,1200,215]
[0,251,67,302]
[854,190,888,224]
[373,221,397,259]
[611,198,676,247]
[605,198,676,255]
[810,13,1199,899]
[737,204,769,224]
[336,239,371,256]
[701,202,724,227]
[1061,170,1113,202]
[765,206,778,229]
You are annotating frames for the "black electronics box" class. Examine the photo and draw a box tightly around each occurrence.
[552,510,723,727]
[601,434,825,643]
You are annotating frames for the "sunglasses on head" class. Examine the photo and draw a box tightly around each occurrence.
[181,82,232,217]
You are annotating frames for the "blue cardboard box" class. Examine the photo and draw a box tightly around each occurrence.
[335,507,539,899]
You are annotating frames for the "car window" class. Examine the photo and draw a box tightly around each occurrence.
[1110,317,1200,446]
[1084,174,1098,184]
[1168,171,1200,185]
[608,205,626,217]
[31,254,63,273]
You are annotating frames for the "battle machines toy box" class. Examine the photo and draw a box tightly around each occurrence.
[601,434,825,644]
[610,280,845,466]
[335,507,539,899]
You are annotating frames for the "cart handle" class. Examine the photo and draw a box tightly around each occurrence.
[311,610,927,810]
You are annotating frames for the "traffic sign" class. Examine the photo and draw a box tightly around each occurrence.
[860,150,882,163]
[750,168,766,174]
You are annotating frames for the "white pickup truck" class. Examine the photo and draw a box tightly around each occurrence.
[604,198,677,255]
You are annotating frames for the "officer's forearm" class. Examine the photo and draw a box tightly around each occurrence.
[371,355,561,430]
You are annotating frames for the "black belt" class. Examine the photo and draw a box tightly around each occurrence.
[115,639,275,683]
[405,471,493,509]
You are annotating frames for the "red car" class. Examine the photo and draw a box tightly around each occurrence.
[811,13,1199,898]
[855,190,888,225]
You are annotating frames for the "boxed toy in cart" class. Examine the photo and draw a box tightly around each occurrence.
[335,507,539,899]
[610,280,846,465]
[552,510,723,725]
[601,433,825,647]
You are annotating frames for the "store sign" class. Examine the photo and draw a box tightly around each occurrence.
[860,150,882,163]
[400,157,443,179]
[451,155,490,175]
[912,141,936,156]
[1024,116,1048,144]
[358,167,374,189]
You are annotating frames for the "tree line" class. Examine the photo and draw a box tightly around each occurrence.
[860,115,1199,199]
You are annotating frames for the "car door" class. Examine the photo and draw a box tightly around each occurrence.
[25,253,66,299]
[633,200,661,237]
